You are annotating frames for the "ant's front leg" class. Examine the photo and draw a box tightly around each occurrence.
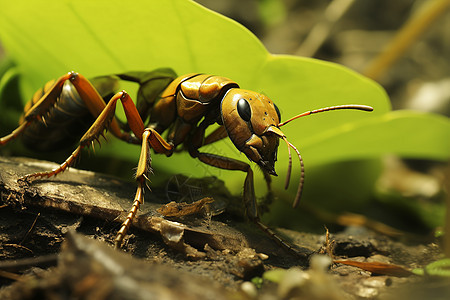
[191,123,274,213]
[189,148,302,256]
[189,124,305,257]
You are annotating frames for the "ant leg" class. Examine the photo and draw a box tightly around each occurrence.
[20,90,147,181]
[0,122,31,146]
[203,125,228,146]
[0,73,73,146]
[115,128,173,249]
[0,72,139,147]
[11,81,174,248]
[258,169,274,214]
[190,150,303,257]
[69,72,142,144]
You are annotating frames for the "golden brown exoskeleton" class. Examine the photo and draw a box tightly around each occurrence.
[0,69,373,254]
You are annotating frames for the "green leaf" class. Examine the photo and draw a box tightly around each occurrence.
[301,110,450,165]
[0,0,448,201]
[413,259,450,277]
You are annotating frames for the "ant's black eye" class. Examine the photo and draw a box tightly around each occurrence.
[237,98,251,122]
[274,103,281,122]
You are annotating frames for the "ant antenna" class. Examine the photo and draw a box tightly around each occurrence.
[278,104,373,127]
[278,104,373,208]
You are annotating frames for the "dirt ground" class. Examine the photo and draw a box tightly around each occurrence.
[0,156,448,299]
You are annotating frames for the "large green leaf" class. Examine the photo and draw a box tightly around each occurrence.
[0,0,448,201]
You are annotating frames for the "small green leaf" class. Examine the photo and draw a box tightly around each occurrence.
[263,268,287,283]
[251,276,264,289]
[413,259,450,277]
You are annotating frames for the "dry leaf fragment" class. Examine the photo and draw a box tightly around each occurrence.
[157,197,214,217]
[334,259,414,277]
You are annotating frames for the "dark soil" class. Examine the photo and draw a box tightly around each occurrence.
[0,156,448,299]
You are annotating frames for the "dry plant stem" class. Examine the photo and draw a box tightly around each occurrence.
[294,0,356,57]
[444,163,450,257]
[364,0,450,81]
[19,212,40,245]
[0,270,25,282]
[0,254,58,272]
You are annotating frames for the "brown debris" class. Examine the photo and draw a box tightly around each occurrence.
[157,197,214,217]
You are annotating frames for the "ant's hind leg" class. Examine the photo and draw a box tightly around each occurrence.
[0,73,73,146]
[20,90,145,182]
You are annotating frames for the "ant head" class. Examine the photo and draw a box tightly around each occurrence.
[221,89,282,175]
[221,88,373,208]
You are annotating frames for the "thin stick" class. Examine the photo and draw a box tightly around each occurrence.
[364,0,450,81]
[0,270,25,282]
[295,0,356,57]
[20,212,40,245]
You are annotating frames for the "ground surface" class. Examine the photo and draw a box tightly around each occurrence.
[0,156,448,299]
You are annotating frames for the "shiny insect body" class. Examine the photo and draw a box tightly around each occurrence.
[0,68,373,254]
